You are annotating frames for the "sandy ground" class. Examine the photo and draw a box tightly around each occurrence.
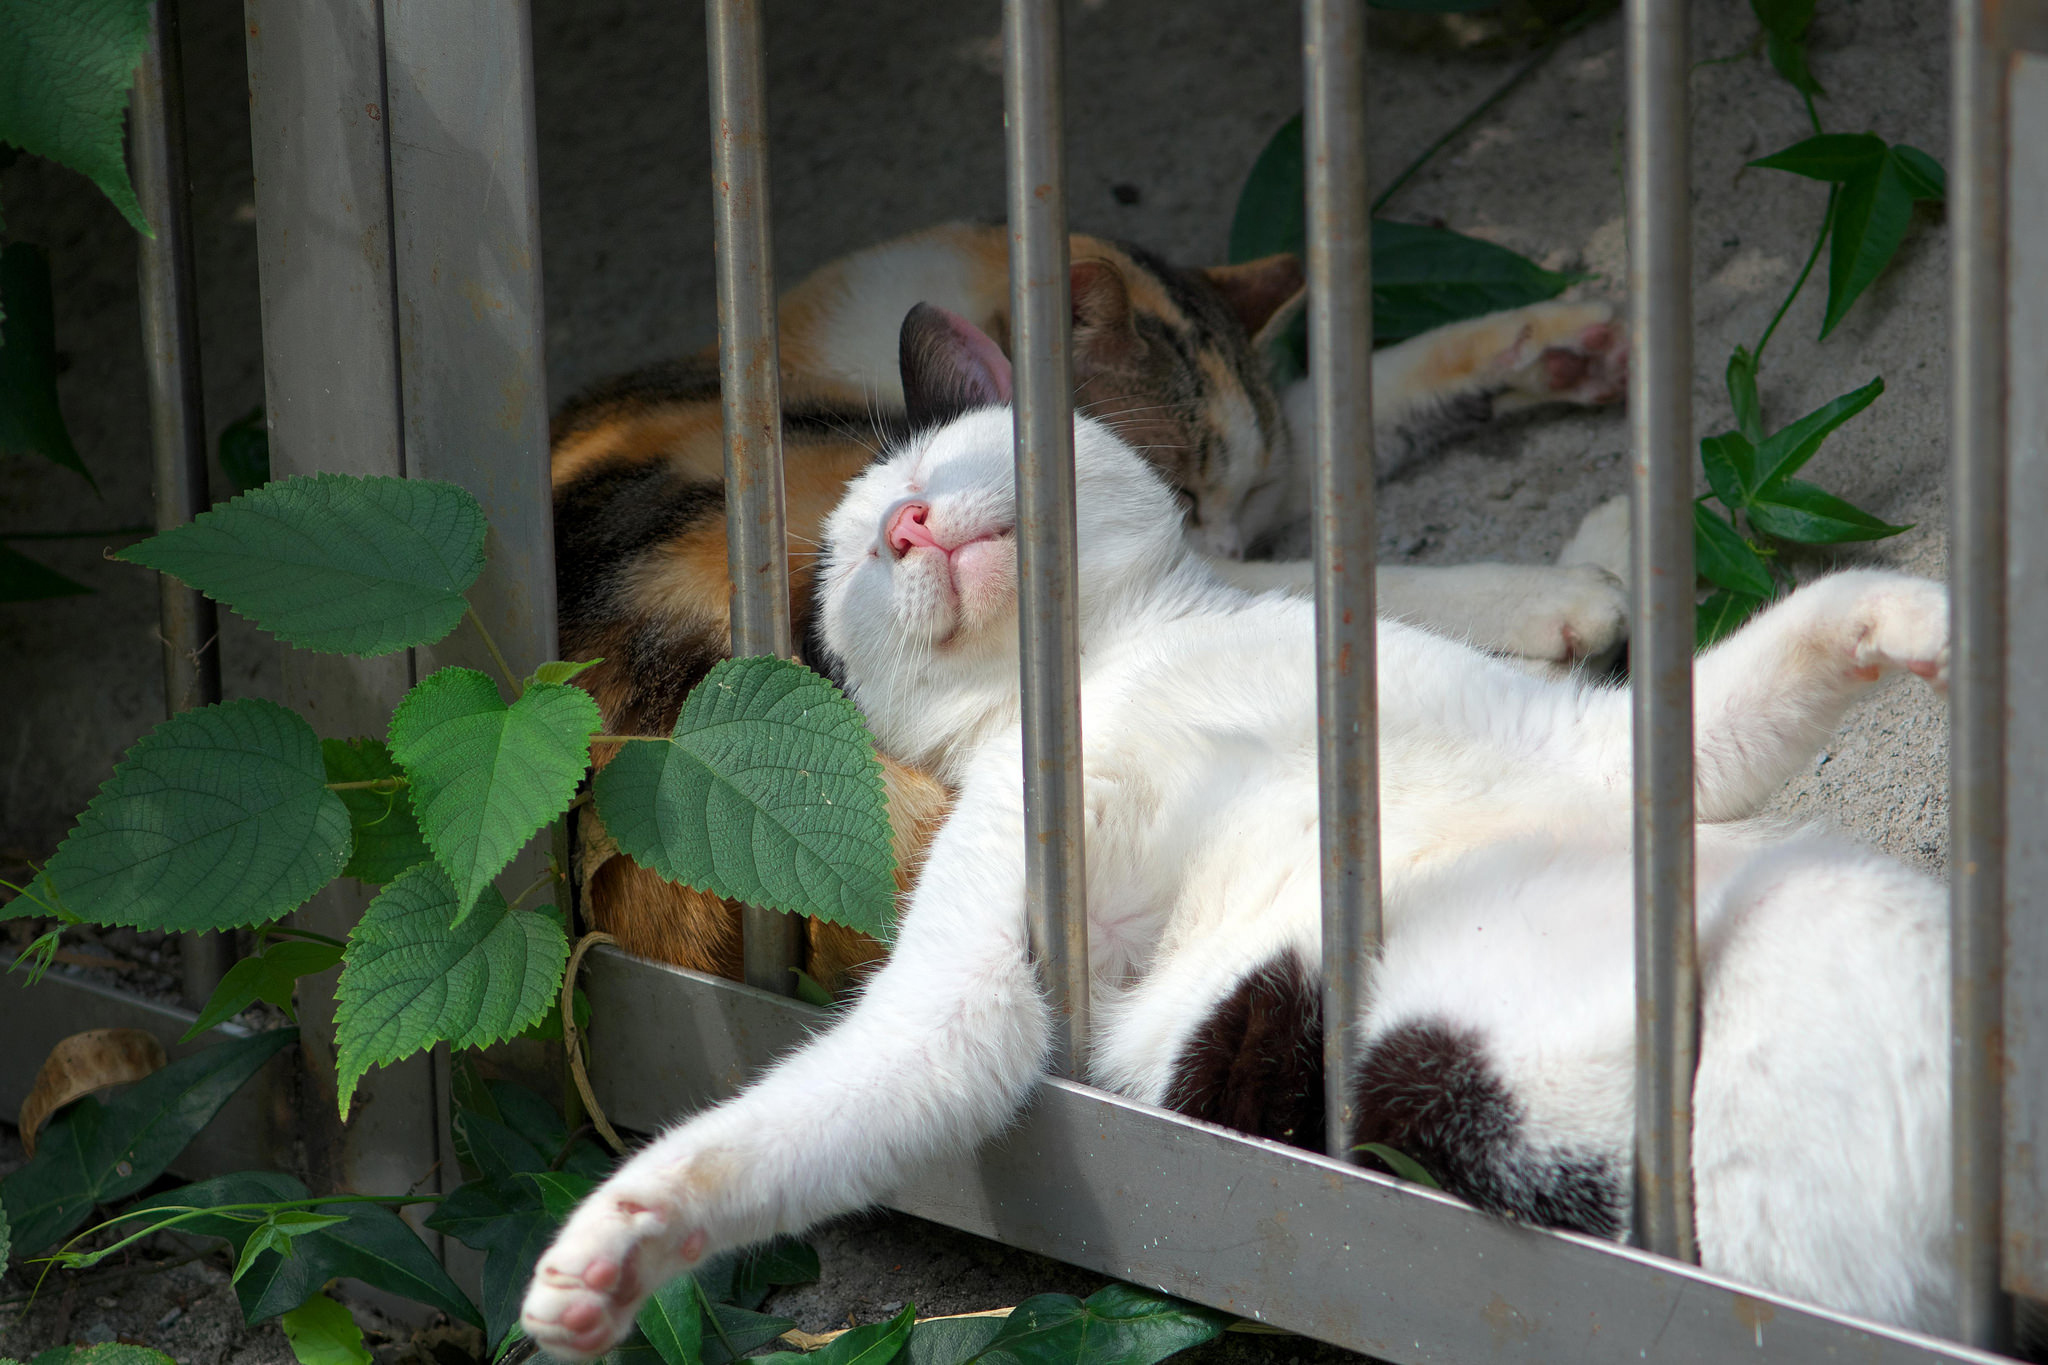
[0,0,1956,1358]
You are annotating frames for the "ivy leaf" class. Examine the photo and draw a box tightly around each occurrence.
[0,244,94,485]
[1747,478,1912,544]
[1692,504,1777,599]
[753,1304,916,1365]
[389,670,599,922]
[117,473,488,657]
[971,1285,1229,1365]
[1751,135,1946,337]
[279,1293,374,1365]
[332,864,569,1120]
[0,541,90,602]
[1697,588,1768,650]
[593,657,897,938]
[181,939,344,1039]
[0,1028,296,1255]
[232,1210,351,1284]
[217,407,271,494]
[322,738,430,885]
[40,698,351,932]
[1724,346,1763,444]
[635,1277,704,1365]
[0,0,152,233]
[1750,0,1821,95]
[130,1170,477,1326]
[1750,375,1884,493]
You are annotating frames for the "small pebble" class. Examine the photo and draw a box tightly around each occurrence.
[158,1305,185,1328]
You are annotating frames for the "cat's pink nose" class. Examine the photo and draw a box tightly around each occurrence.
[887,501,943,557]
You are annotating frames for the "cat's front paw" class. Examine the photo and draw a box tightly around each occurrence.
[521,1174,712,1361]
[1490,301,1629,410]
[1840,574,1949,692]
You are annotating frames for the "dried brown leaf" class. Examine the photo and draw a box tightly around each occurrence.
[19,1028,168,1155]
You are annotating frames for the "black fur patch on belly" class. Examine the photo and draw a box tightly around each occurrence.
[1163,953,1325,1151]
[1350,1020,1622,1238]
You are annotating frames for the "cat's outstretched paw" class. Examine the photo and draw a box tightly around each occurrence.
[521,1180,709,1361]
[1498,563,1630,666]
[1490,301,1629,411]
[1839,574,1950,692]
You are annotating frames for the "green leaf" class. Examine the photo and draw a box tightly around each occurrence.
[1750,376,1885,493]
[971,1285,1229,1365]
[322,737,431,884]
[1697,588,1767,650]
[755,1305,916,1365]
[729,1236,822,1309]
[1751,132,1886,183]
[0,0,152,233]
[791,969,834,1008]
[1228,115,1304,267]
[1724,346,1763,444]
[1367,0,1502,8]
[1747,478,1912,544]
[1371,220,1579,345]
[217,407,271,494]
[521,1169,597,1223]
[182,939,344,1039]
[131,1170,477,1326]
[1750,0,1820,95]
[0,244,94,485]
[531,658,603,687]
[0,541,90,602]
[280,1294,373,1365]
[1692,504,1777,599]
[1891,144,1947,202]
[26,1351,178,1365]
[116,473,488,657]
[333,865,569,1119]
[701,1305,798,1365]
[427,1176,557,1355]
[40,698,352,932]
[637,1278,705,1365]
[1699,432,1759,511]
[594,657,897,937]
[233,1210,351,1284]
[0,1028,296,1255]
[1354,1142,1443,1189]
[903,1316,1008,1365]
[388,669,598,922]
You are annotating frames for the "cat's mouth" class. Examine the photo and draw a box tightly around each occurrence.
[880,502,1017,646]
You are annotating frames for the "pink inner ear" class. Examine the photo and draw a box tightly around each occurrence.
[931,306,1012,403]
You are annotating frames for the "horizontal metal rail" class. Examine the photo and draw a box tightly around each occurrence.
[586,948,2008,1365]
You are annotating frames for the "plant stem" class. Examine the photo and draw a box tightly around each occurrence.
[1371,0,1619,215]
[1753,185,1836,367]
[466,604,524,697]
[258,925,347,948]
[47,1194,446,1272]
[326,776,408,792]
[506,867,558,912]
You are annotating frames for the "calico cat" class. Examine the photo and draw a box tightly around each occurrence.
[522,309,1957,1356]
[556,221,1629,981]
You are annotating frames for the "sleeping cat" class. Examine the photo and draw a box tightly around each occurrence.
[522,308,1956,1356]
[558,221,1630,981]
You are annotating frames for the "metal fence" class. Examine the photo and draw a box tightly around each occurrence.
[11,0,2041,1358]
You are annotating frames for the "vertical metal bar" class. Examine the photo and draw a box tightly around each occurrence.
[2002,37,2048,1309]
[1302,0,1380,1160]
[1950,0,2012,1345]
[707,0,800,995]
[1003,0,1089,1077]
[132,0,231,1009]
[1626,0,1698,1264]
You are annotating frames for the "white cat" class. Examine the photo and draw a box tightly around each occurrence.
[522,308,1955,1358]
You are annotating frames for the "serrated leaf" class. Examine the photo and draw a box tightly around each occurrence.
[1699,432,1759,511]
[1725,346,1763,444]
[1693,504,1777,598]
[1697,588,1768,650]
[0,0,152,233]
[530,658,602,687]
[1751,376,1884,493]
[637,1277,705,1365]
[1747,478,1912,543]
[0,1028,296,1255]
[217,407,271,494]
[183,941,342,1040]
[754,1304,915,1365]
[117,473,487,657]
[0,541,90,602]
[40,698,352,932]
[0,244,94,484]
[333,864,569,1120]
[593,657,896,936]
[130,1170,477,1326]
[389,670,598,922]
[322,738,430,884]
[281,1293,373,1365]
[972,1285,1229,1365]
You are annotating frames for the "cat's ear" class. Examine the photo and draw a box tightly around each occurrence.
[1071,258,1142,371]
[1199,254,1307,349]
[900,303,1013,428]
